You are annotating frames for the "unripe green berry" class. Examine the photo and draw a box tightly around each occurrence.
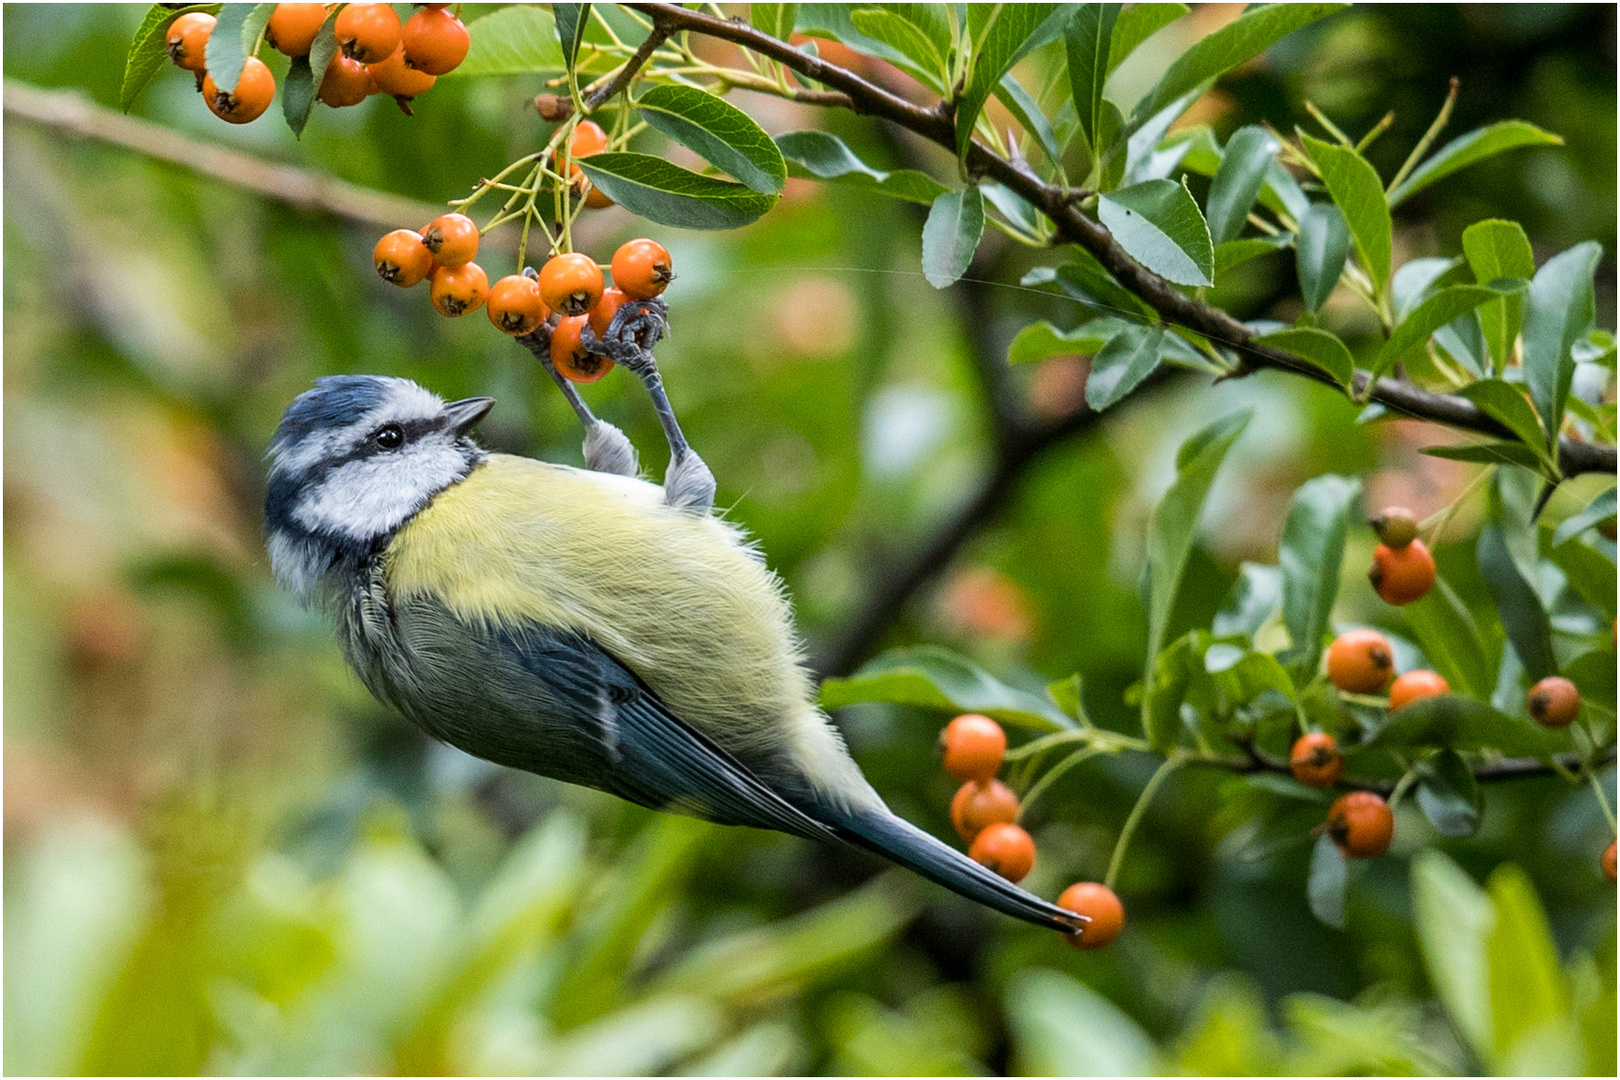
[1370,507,1419,548]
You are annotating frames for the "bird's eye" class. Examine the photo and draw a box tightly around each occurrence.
[373,424,405,450]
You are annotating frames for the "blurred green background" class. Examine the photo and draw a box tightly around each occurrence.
[4,4,1615,1075]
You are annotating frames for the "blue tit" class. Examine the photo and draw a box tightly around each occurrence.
[266,375,1081,935]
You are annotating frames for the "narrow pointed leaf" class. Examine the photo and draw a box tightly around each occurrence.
[1215,234,1292,275]
[1370,695,1554,757]
[1257,326,1354,388]
[204,2,275,95]
[1296,202,1351,313]
[1206,125,1281,245]
[820,646,1072,730]
[1373,283,1521,379]
[1422,442,1547,471]
[1478,525,1556,681]
[956,5,1075,156]
[1067,3,1121,151]
[1303,135,1391,293]
[775,130,946,205]
[1307,834,1347,929]
[1099,178,1213,286]
[1463,220,1535,373]
[1522,241,1603,447]
[1263,159,1310,223]
[1213,563,1283,639]
[635,84,786,194]
[121,3,220,111]
[1402,579,1493,699]
[1087,325,1163,411]
[1413,852,1495,1061]
[554,3,591,70]
[281,10,338,137]
[1107,2,1187,75]
[575,154,776,230]
[1415,750,1482,837]
[1388,121,1563,207]
[1022,254,1153,319]
[1131,3,1344,126]
[1279,475,1362,678]
[1456,380,1552,469]
[995,74,1064,165]
[451,5,563,76]
[1007,318,1120,365]
[1392,255,1461,321]
[749,3,798,41]
[850,8,945,87]
[1142,411,1252,748]
[1551,487,1617,546]
[921,186,985,288]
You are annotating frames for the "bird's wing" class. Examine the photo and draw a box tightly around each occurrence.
[384,599,837,844]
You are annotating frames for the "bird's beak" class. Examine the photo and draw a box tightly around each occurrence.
[444,396,495,435]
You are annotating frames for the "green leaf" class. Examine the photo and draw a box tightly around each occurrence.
[1564,648,1618,711]
[1484,865,1575,1073]
[956,5,1073,156]
[1415,750,1482,837]
[121,4,220,112]
[1307,834,1347,929]
[1257,327,1354,389]
[1370,695,1554,757]
[575,154,776,230]
[1296,203,1351,313]
[995,73,1064,165]
[1401,579,1493,699]
[1546,534,1617,623]
[280,9,337,138]
[1206,126,1281,246]
[1551,486,1617,547]
[1130,3,1344,126]
[1066,4,1121,152]
[1087,324,1163,411]
[774,130,946,205]
[1422,442,1547,471]
[1303,135,1392,294]
[1107,2,1187,75]
[1412,851,1495,1061]
[452,5,563,76]
[819,646,1073,730]
[1456,380,1552,469]
[1006,970,1157,1077]
[1522,241,1603,447]
[204,2,275,95]
[795,4,925,72]
[1021,254,1153,320]
[1263,159,1311,223]
[1392,255,1460,321]
[1372,283,1518,380]
[1388,121,1564,207]
[1099,178,1214,286]
[1462,219,1535,373]
[1142,411,1252,748]
[1279,475,1362,679]
[1215,234,1292,275]
[920,186,985,288]
[1478,524,1556,682]
[850,8,945,87]
[1046,674,1091,725]
[1006,317,1119,365]
[634,84,786,194]
[750,3,799,40]
[1212,562,1283,639]
[554,3,591,71]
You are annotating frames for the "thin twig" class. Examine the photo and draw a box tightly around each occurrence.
[584,25,672,110]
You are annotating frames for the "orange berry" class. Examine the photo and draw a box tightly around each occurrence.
[938,713,1006,782]
[318,52,374,107]
[564,121,615,209]
[611,238,674,300]
[550,315,614,383]
[1604,840,1616,884]
[1057,882,1125,949]
[588,287,630,339]
[968,822,1036,883]
[267,3,328,57]
[374,229,434,287]
[1369,507,1420,548]
[949,779,1019,842]
[1388,669,1449,711]
[1369,539,1436,605]
[1289,732,1343,788]
[369,44,435,99]
[400,6,469,75]
[539,253,605,317]
[335,1,402,63]
[166,12,215,72]
[1527,675,1581,728]
[1326,629,1395,694]
[487,274,548,335]
[420,213,479,268]
[1326,791,1393,858]
[203,58,276,124]
[429,261,489,317]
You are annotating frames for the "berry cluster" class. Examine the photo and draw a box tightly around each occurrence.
[374,221,673,382]
[165,3,468,125]
[938,714,1125,949]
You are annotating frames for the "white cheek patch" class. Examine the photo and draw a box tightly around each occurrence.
[271,380,450,478]
[293,441,467,540]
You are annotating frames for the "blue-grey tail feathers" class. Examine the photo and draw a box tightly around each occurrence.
[825,805,1082,935]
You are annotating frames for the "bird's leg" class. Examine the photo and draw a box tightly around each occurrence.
[580,297,715,513]
[514,322,638,477]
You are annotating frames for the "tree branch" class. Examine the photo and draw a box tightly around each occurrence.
[634,3,1616,479]
[584,25,672,110]
[1209,739,1617,796]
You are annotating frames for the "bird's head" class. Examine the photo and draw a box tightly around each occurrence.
[265,375,493,603]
